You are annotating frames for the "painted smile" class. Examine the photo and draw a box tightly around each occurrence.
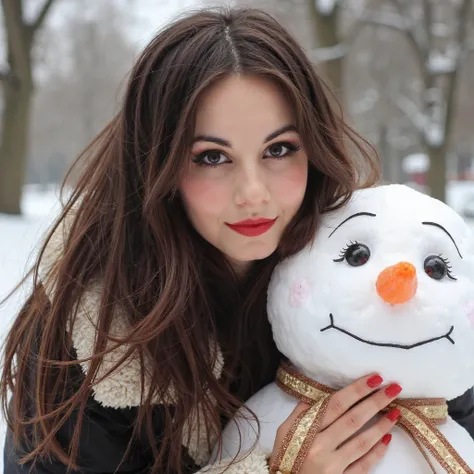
[320,314,455,350]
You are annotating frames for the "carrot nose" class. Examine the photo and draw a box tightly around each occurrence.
[376,262,417,305]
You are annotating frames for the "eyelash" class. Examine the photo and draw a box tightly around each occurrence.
[333,240,358,262]
[334,243,458,281]
[192,141,302,168]
[439,254,457,280]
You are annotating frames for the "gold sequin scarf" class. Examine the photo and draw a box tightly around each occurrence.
[270,362,473,474]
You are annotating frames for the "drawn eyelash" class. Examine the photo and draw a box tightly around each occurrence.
[333,240,359,263]
[438,254,457,280]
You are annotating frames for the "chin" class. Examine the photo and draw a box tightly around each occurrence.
[226,243,278,264]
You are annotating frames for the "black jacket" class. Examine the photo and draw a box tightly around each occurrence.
[4,382,474,473]
[5,226,474,473]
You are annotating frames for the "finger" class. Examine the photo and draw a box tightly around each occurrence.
[337,408,400,465]
[323,383,402,448]
[319,373,385,430]
[344,433,392,474]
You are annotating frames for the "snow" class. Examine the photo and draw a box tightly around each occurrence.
[312,43,347,62]
[403,153,429,174]
[424,124,445,148]
[0,185,62,472]
[427,50,458,74]
[315,0,337,15]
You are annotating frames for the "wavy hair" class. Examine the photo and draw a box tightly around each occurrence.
[1,6,379,473]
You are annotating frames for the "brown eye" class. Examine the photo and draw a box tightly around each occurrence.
[268,144,284,157]
[205,151,223,164]
[264,142,301,159]
[192,150,229,167]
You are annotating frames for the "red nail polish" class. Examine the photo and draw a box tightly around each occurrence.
[367,375,383,388]
[381,434,392,446]
[386,408,401,422]
[385,384,402,398]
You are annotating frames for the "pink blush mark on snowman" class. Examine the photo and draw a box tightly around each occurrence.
[465,300,474,327]
[289,278,311,307]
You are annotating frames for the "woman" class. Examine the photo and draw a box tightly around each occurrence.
[2,7,473,474]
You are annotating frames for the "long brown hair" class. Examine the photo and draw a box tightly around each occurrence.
[1,6,379,473]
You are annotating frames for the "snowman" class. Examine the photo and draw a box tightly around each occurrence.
[213,184,474,473]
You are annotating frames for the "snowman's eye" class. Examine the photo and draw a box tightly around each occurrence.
[333,241,371,267]
[424,255,457,281]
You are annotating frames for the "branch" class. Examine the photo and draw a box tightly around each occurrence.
[312,43,347,62]
[30,0,56,33]
[458,0,474,59]
[421,0,432,50]
[387,90,425,140]
[359,9,408,32]
[386,0,428,63]
[328,1,405,61]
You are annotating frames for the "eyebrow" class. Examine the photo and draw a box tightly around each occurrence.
[192,124,298,148]
[328,212,376,238]
[422,221,462,258]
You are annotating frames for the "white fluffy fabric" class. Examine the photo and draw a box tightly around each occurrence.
[216,184,474,472]
[38,212,224,466]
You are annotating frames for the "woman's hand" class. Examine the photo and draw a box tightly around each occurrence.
[270,374,400,474]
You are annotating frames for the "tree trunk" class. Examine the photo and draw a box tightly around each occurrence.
[426,145,446,202]
[0,0,57,215]
[309,2,343,96]
[0,78,33,214]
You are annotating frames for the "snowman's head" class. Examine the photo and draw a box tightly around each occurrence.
[268,184,474,399]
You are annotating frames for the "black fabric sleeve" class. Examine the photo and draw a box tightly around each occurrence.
[448,387,474,439]
[3,386,158,474]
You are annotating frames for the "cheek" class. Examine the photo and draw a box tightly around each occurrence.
[465,300,474,327]
[289,278,311,307]
[268,159,307,207]
[179,174,229,218]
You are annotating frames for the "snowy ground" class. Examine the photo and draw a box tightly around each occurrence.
[1,182,474,468]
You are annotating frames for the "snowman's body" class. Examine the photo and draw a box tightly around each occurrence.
[212,185,474,472]
[217,382,474,473]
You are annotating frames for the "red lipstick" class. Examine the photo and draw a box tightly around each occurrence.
[226,217,277,237]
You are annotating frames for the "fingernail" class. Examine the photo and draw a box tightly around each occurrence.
[381,434,392,446]
[385,384,402,398]
[367,375,383,388]
[386,408,401,422]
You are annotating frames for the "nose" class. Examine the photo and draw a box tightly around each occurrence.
[376,262,417,305]
[234,165,270,207]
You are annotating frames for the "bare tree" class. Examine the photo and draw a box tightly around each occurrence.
[309,1,344,94]
[381,0,474,201]
[28,0,138,185]
[0,0,58,214]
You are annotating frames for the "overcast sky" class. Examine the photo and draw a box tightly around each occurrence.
[43,0,228,49]
[129,0,210,47]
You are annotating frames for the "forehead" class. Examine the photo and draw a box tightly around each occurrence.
[194,74,295,133]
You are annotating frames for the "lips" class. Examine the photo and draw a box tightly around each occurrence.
[226,217,277,237]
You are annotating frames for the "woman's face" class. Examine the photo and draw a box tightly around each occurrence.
[179,74,308,273]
